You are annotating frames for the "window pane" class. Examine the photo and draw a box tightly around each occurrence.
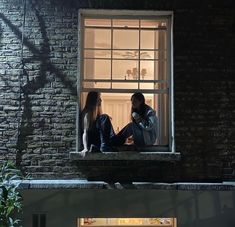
[140,51,166,60]
[85,19,111,27]
[112,60,139,80]
[113,19,139,28]
[140,60,167,81]
[140,30,157,49]
[140,60,155,80]
[84,50,111,59]
[83,82,111,89]
[139,82,154,90]
[112,50,167,60]
[84,59,111,79]
[84,28,111,49]
[113,50,139,59]
[113,29,139,49]
[112,82,138,89]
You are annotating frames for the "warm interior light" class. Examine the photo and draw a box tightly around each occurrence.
[78,218,177,227]
[83,17,169,145]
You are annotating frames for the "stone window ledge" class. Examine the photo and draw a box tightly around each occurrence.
[13,180,235,191]
[69,151,181,161]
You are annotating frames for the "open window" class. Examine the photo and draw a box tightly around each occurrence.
[78,10,174,152]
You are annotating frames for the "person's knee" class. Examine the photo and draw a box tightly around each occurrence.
[126,122,133,128]
[99,114,110,122]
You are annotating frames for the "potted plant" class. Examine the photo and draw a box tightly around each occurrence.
[0,161,24,227]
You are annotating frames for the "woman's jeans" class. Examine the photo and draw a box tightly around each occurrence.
[88,114,116,150]
[112,122,145,146]
[88,115,143,150]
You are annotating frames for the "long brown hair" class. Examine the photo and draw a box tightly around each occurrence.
[131,92,146,119]
[81,91,102,130]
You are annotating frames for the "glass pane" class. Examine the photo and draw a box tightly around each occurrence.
[139,82,154,90]
[140,60,155,80]
[113,50,139,59]
[140,30,157,49]
[112,82,138,89]
[113,29,139,49]
[140,51,166,60]
[113,19,139,28]
[112,50,167,60]
[112,60,139,80]
[84,59,111,79]
[83,82,111,89]
[141,20,167,28]
[84,50,111,59]
[140,51,152,59]
[84,19,111,27]
[84,28,111,49]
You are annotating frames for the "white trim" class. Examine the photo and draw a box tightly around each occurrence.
[169,12,175,153]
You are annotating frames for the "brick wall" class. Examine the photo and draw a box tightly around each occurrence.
[0,0,234,181]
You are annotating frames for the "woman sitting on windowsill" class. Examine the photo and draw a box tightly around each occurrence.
[113,92,159,147]
[79,91,118,157]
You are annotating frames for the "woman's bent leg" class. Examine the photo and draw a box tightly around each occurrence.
[97,114,117,151]
[110,122,133,146]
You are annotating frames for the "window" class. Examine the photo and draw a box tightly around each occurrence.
[78,218,177,227]
[78,10,174,152]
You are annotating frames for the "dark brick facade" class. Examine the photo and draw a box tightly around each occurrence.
[0,0,234,182]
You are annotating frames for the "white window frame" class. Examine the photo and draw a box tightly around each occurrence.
[77,9,175,153]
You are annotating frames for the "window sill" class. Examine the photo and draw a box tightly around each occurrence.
[70,150,181,161]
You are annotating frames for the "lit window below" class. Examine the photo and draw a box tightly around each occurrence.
[78,218,177,227]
